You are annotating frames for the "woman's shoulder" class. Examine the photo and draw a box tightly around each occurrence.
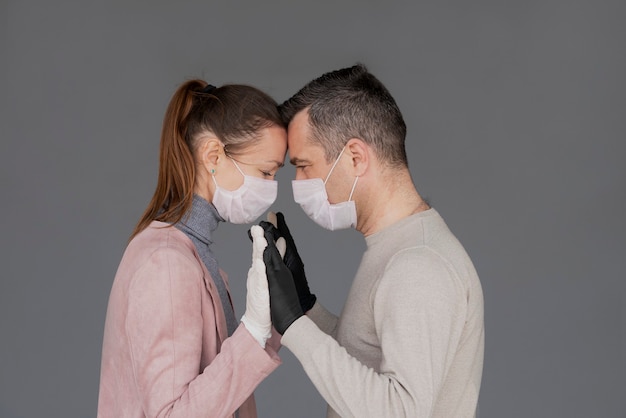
[124,221,198,265]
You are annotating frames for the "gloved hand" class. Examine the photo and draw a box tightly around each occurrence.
[240,225,272,348]
[262,212,317,312]
[262,227,304,335]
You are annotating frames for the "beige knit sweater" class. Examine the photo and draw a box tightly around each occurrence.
[281,208,484,417]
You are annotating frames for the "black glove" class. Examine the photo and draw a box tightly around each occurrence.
[262,227,304,335]
[259,213,317,312]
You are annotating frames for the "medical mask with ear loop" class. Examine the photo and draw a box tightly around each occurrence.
[292,147,359,231]
[212,158,278,224]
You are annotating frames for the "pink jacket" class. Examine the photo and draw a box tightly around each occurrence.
[97,221,281,418]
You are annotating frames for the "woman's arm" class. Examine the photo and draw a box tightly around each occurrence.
[126,247,280,418]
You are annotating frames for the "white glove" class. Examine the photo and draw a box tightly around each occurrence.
[241,225,272,348]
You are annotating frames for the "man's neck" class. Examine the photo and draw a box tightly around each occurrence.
[356,168,429,237]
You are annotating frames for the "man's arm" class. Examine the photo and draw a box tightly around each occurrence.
[280,247,467,417]
[306,301,338,336]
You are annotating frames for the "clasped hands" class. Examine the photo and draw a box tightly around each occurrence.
[242,212,316,346]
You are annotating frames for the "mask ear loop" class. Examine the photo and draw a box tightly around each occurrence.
[348,176,359,202]
[212,156,246,187]
[228,157,246,177]
[324,146,358,201]
[324,147,347,185]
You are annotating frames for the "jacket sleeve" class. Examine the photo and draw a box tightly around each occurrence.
[126,247,281,418]
[280,247,467,417]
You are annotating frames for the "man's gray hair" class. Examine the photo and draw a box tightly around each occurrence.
[279,64,408,167]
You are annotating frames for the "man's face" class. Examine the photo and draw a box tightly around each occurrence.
[287,110,353,204]
[287,111,328,181]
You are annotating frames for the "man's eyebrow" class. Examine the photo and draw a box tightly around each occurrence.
[289,157,309,166]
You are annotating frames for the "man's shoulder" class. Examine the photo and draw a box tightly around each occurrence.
[384,244,452,278]
[380,218,479,292]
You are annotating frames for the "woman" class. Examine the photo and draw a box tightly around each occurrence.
[97,80,286,418]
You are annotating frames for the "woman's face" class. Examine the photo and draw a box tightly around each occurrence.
[213,124,288,191]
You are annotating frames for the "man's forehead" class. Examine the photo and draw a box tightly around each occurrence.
[288,140,325,163]
[287,110,328,163]
[288,134,326,164]
[290,108,310,128]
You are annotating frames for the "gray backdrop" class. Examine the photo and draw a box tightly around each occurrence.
[1,1,624,417]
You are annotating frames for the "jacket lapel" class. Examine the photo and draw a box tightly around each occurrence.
[189,246,229,345]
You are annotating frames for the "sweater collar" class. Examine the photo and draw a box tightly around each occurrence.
[365,208,437,249]
[176,194,223,246]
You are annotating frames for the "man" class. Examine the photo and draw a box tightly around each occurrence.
[261,64,484,417]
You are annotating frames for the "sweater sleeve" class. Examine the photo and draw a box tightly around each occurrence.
[126,247,281,418]
[281,247,466,418]
[305,300,338,336]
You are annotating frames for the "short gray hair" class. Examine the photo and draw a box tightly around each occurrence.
[279,64,408,166]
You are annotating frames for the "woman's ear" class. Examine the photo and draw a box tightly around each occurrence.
[198,138,224,173]
[345,138,369,177]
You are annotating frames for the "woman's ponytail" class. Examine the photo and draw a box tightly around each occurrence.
[130,80,207,240]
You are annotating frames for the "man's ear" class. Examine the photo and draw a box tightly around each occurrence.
[345,138,369,177]
[198,138,224,172]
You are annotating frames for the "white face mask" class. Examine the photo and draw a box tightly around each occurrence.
[292,147,358,231]
[212,158,277,224]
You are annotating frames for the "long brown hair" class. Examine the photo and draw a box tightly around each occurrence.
[130,79,283,240]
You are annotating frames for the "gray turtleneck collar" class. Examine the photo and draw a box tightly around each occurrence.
[175,194,238,336]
